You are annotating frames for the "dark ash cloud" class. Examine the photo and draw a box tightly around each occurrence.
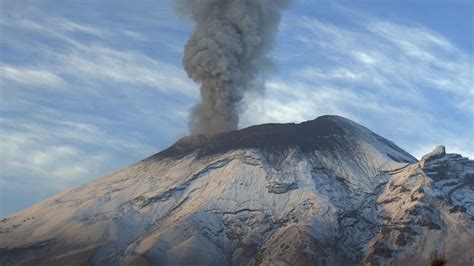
[174,0,292,135]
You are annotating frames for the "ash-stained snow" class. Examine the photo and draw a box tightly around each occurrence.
[0,115,472,266]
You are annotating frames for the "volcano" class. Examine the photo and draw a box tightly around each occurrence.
[1,115,473,265]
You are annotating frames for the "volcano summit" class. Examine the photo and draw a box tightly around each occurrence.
[1,115,473,265]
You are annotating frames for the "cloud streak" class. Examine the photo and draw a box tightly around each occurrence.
[1,65,65,88]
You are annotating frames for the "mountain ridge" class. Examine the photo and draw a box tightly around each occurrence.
[151,115,416,163]
[0,115,472,266]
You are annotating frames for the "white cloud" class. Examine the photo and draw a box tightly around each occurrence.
[1,13,196,95]
[53,45,197,95]
[0,133,110,188]
[57,19,106,36]
[1,65,65,88]
[1,15,146,42]
[291,15,473,100]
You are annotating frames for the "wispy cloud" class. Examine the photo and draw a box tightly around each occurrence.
[1,65,65,88]
[53,45,196,95]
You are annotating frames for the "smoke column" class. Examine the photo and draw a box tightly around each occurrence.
[174,0,291,135]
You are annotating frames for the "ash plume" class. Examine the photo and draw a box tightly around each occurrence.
[174,0,291,135]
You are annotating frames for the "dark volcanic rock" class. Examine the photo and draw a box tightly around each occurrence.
[150,115,416,163]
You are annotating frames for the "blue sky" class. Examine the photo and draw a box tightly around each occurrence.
[0,0,473,217]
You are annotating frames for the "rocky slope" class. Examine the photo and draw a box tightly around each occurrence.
[0,115,472,265]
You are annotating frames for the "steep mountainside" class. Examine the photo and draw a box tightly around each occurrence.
[0,115,472,266]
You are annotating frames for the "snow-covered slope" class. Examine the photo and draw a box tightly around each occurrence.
[0,115,472,265]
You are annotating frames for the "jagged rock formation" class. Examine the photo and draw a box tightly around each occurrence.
[0,115,472,265]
